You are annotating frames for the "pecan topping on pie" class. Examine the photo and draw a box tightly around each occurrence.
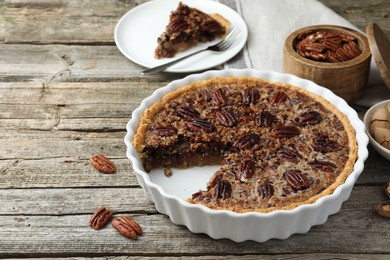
[133,77,357,213]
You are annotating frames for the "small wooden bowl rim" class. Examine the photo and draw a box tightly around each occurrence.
[285,25,371,69]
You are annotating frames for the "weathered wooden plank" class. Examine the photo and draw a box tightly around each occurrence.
[0,157,140,188]
[11,256,390,260]
[319,0,390,34]
[0,0,148,44]
[0,44,184,82]
[0,187,155,215]
[0,0,388,44]
[0,186,389,256]
[0,185,387,215]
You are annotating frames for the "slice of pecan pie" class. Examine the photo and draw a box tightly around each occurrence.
[154,2,230,59]
[133,77,357,213]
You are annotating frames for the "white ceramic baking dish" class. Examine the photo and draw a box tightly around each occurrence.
[125,69,368,242]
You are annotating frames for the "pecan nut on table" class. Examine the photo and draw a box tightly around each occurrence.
[90,154,117,174]
[89,207,114,230]
[111,216,143,240]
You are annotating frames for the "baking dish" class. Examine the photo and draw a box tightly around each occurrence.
[125,69,368,242]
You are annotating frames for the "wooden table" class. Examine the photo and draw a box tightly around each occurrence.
[1,0,389,258]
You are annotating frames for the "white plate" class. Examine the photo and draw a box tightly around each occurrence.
[114,0,248,73]
[125,69,369,242]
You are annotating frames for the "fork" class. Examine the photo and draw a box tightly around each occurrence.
[142,28,240,74]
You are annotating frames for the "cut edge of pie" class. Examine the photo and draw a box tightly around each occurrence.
[132,76,358,213]
[154,2,231,59]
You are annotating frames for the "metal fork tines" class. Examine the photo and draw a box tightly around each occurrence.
[142,28,240,74]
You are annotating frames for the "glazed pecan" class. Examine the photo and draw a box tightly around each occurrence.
[212,89,228,106]
[234,133,260,149]
[111,216,143,240]
[89,207,114,230]
[308,159,337,172]
[169,18,188,33]
[237,159,255,181]
[202,20,223,33]
[284,170,310,190]
[312,136,341,153]
[276,147,302,163]
[187,118,215,132]
[257,182,274,199]
[216,109,237,127]
[255,111,276,127]
[243,88,260,105]
[270,91,287,106]
[297,111,322,126]
[177,105,200,119]
[152,125,178,136]
[90,154,116,174]
[213,179,232,199]
[272,126,300,138]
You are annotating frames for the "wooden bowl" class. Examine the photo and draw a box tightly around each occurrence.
[283,25,371,103]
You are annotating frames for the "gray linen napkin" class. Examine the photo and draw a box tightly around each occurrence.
[219,0,389,106]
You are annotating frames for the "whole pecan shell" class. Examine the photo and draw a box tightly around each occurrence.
[90,154,116,174]
[89,207,114,230]
[111,216,143,240]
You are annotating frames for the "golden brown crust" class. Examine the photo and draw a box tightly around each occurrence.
[133,76,357,213]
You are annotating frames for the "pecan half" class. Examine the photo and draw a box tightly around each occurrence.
[177,105,200,119]
[284,170,310,190]
[257,182,274,199]
[296,111,322,126]
[276,147,302,163]
[308,159,337,172]
[90,154,116,174]
[312,136,341,153]
[212,89,228,106]
[233,133,260,150]
[202,20,223,33]
[152,125,178,136]
[169,18,188,33]
[111,216,143,240]
[89,207,114,230]
[187,118,215,133]
[236,159,255,181]
[375,201,390,218]
[270,91,287,106]
[255,111,276,127]
[272,126,300,138]
[213,179,232,199]
[216,109,237,127]
[243,88,260,105]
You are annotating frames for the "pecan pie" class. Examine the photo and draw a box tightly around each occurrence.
[133,77,357,213]
[154,2,230,59]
